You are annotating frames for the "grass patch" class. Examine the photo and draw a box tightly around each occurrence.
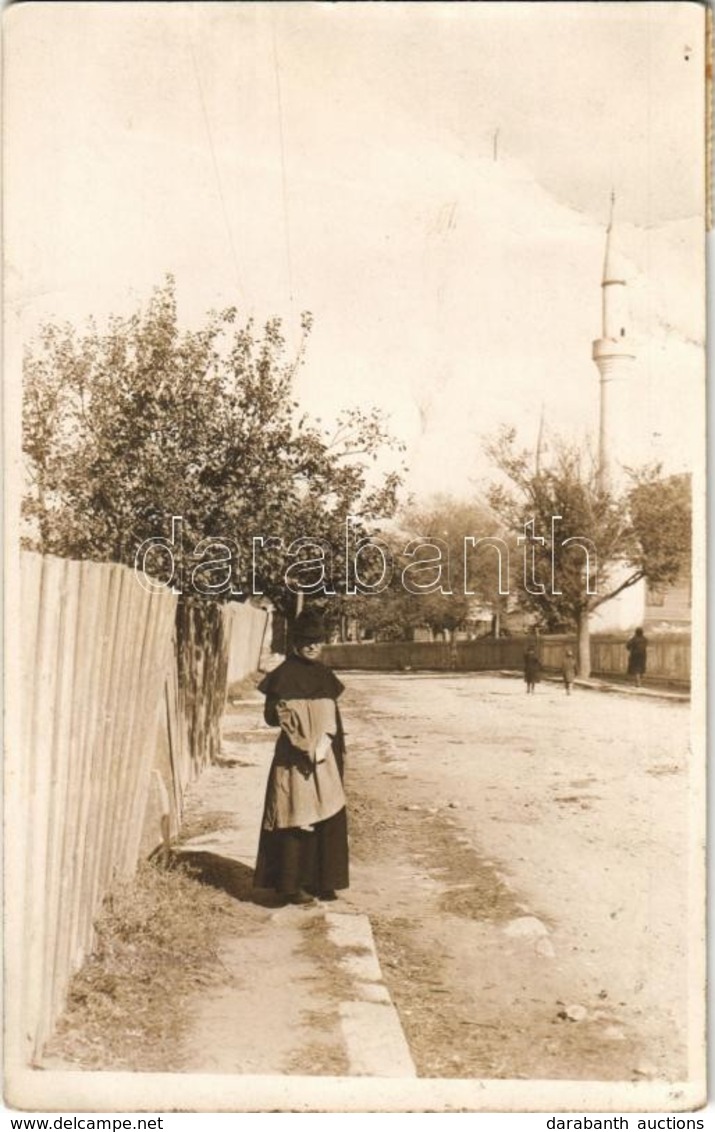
[175,809,234,844]
[227,675,263,703]
[44,859,239,1071]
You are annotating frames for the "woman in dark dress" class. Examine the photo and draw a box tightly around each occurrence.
[524,645,541,694]
[626,627,648,688]
[253,610,349,906]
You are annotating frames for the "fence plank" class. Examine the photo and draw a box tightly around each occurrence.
[85,566,135,927]
[107,582,158,878]
[38,558,78,1054]
[22,553,60,1061]
[47,559,84,1035]
[121,595,177,876]
[65,561,109,976]
[76,561,124,957]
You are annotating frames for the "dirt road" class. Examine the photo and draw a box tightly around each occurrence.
[341,673,699,1082]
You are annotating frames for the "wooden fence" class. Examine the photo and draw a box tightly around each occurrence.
[321,638,526,673]
[16,553,177,1063]
[140,599,270,854]
[590,632,691,684]
[322,632,691,685]
[13,553,269,1064]
[226,600,271,691]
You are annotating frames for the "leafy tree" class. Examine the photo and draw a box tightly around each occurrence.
[397,495,505,638]
[335,494,508,642]
[485,427,691,676]
[22,277,405,616]
[627,470,692,586]
[344,576,422,643]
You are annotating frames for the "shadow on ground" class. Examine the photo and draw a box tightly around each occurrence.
[169,849,281,907]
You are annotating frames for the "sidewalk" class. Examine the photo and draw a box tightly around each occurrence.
[497,670,690,702]
[174,686,416,1079]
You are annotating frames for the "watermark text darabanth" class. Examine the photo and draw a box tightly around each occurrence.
[134,515,598,599]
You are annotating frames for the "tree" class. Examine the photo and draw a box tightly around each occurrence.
[485,427,691,676]
[397,495,505,639]
[335,494,508,642]
[22,277,405,616]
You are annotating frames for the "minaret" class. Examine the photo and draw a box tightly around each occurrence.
[592,192,636,492]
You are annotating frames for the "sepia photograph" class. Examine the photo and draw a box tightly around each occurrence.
[3,0,708,1116]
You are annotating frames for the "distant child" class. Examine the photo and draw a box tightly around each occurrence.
[562,648,576,695]
[524,645,541,694]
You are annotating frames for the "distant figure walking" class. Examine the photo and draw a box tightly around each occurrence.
[626,627,648,688]
[524,645,541,694]
[562,648,576,695]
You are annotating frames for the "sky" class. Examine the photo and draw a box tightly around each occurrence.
[4,1,708,501]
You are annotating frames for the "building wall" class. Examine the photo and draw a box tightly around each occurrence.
[588,567,646,634]
[645,573,692,629]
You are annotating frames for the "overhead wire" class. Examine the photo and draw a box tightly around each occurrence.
[270,14,295,305]
[186,22,245,304]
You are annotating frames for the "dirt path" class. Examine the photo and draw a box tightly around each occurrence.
[342,673,698,1082]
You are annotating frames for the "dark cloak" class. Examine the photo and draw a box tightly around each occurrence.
[626,635,648,676]
[253,653,349,895]
[258,653,345,704]
[524,651,541,683]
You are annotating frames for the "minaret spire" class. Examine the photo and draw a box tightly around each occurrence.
[602,190,626,290]
[592,193,636,492]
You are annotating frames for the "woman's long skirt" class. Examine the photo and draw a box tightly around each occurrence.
[253,807,349,895]
[627,652,647,677]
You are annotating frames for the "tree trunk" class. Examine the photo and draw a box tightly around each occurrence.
[577,611,591,678]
